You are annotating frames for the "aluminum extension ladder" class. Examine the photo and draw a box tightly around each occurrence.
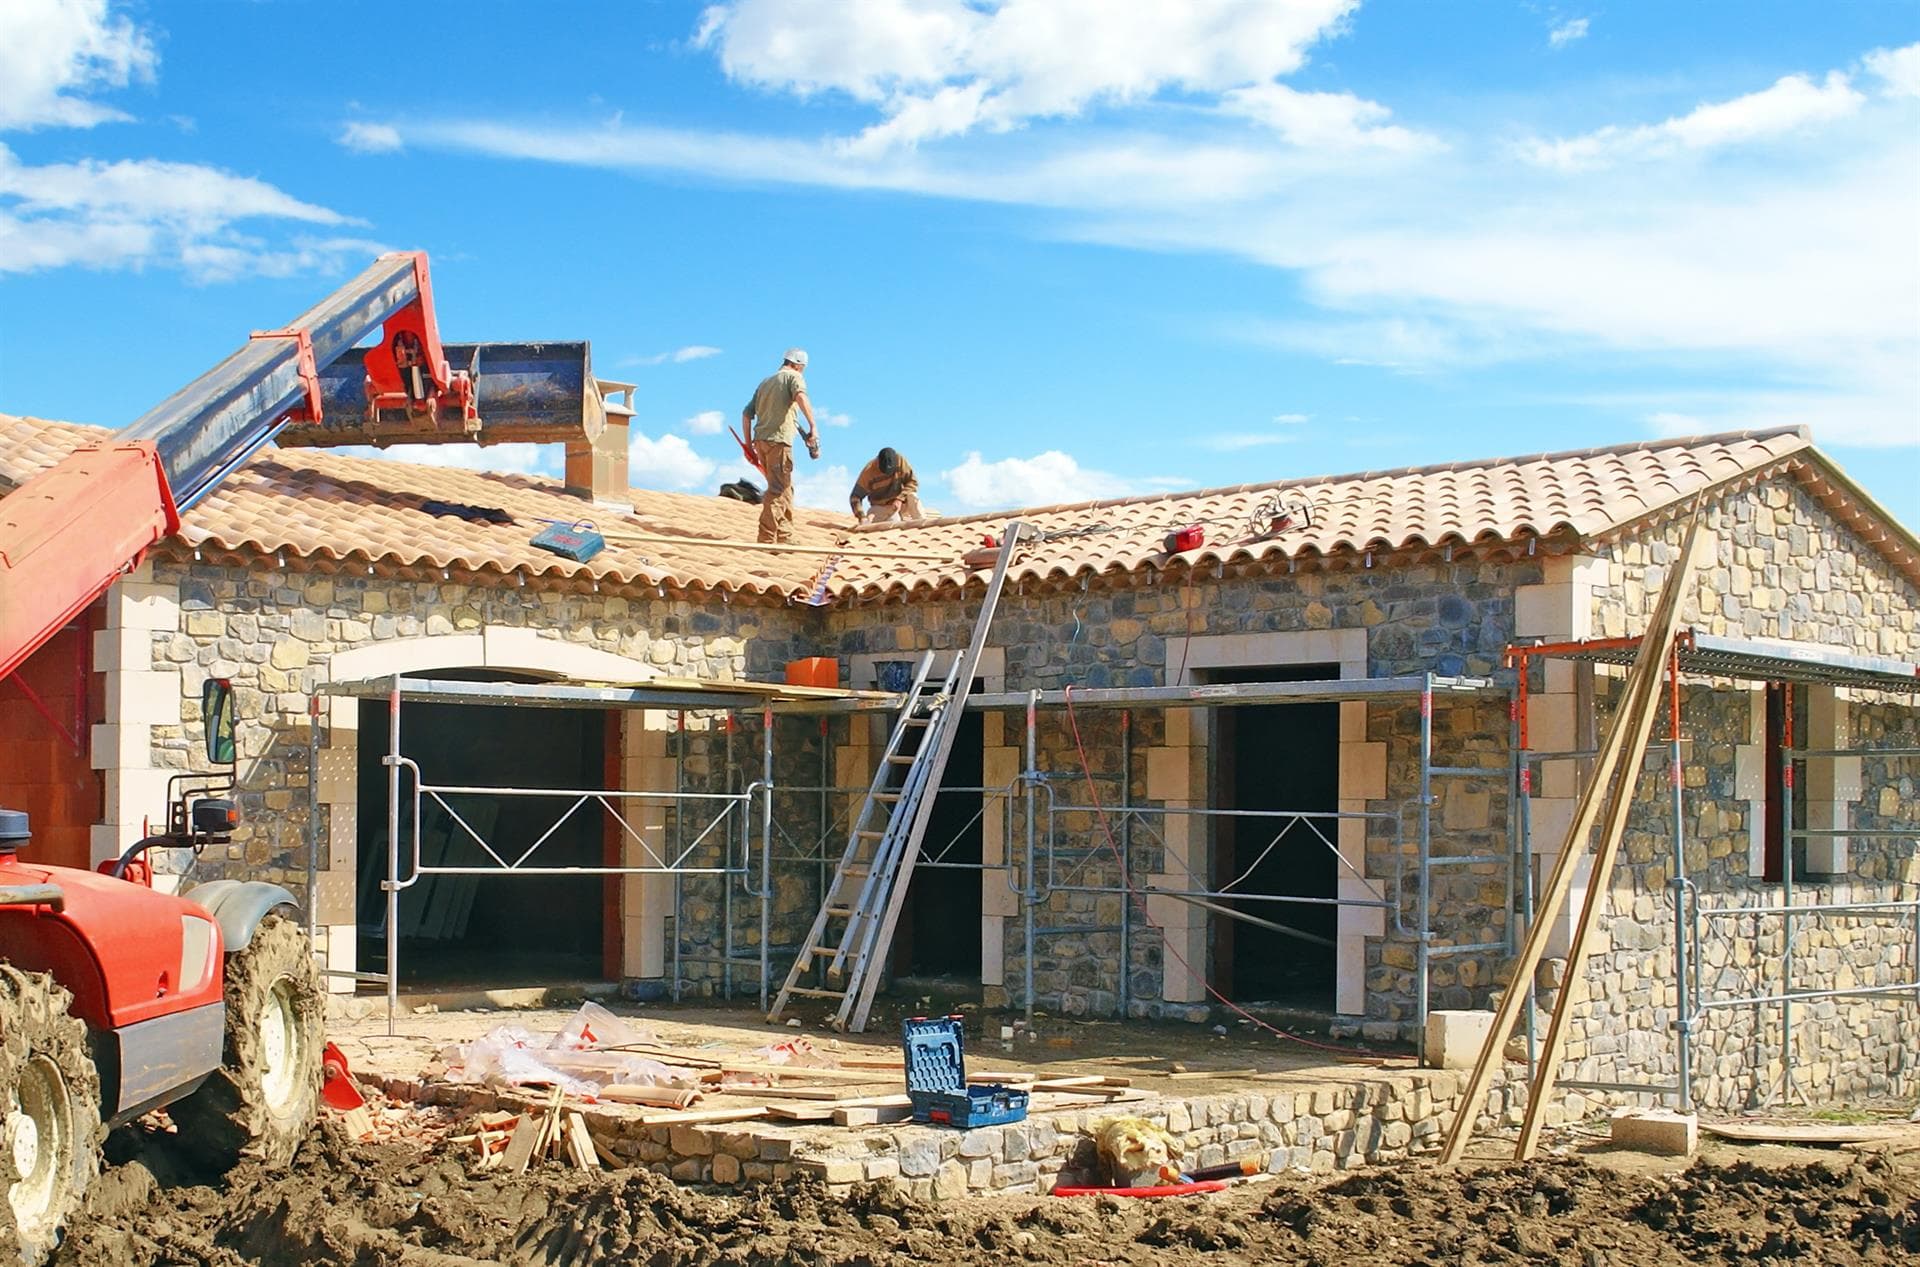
[768,523,1025,1031]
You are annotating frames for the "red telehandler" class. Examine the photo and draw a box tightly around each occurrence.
[0,252,589,1261]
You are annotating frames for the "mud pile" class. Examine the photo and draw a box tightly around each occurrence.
[53,1128,1920,1267]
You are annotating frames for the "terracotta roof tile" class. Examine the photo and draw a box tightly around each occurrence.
[5,415,1903,602]
[824,429,1821,597]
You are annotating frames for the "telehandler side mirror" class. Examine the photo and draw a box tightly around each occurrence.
[203,678,236,766]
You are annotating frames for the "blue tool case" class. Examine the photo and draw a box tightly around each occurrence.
[530,521,606,562]
[902,1016,1029,1128]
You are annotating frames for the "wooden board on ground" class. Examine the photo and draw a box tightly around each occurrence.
[1167,1069,1255,1081]
[711,1085,883,1101]
[503,1113,541,1174]
[1703,1122,1900,1145]
[565,1113,599,1169]
[596,1085,703,1109]
[835,1104,916,1127]
[765,1104,838,1122]
[634,1106,772,1127]
[715,1063,897,1084]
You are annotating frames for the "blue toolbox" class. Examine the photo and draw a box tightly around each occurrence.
[530,520,606,563]
[903,1015,1029,1128]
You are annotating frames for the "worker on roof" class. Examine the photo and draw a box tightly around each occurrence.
[849,447,923,524]
[742,348,820,544]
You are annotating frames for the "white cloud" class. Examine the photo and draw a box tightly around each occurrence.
[1645,411,1707,435]
[698,0,1360,152]
[339,121,403,153]
[393,39,1920,451]
[333,442,558,477]
[627,344,723,366]
[0,0,155,131]
[814,406,854,428]
[793,461,853,511]
[941,449,1133,509]
[0,143,366,278]
[1865,42,1920,99]
[682,409,725,435]
[1218,83,1437,153]
[0,4,361,280]
[1548,18,1589,49]
[1274,413,1310,423]
[1523,71,1865,169]
[629,430,716,490]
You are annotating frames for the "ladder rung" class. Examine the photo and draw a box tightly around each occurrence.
[856,829,887,839]
[786,986,847,999]
[886,754,916,764]
[839,865,870,878]
[825,906,856,917]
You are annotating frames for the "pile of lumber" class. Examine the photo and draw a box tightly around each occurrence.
[451,1090,614,1173]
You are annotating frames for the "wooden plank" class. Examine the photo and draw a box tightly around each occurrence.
[833,1056,907,1070]
[566,1113,599,1169]
[764,1104,838,1122]
[1166,1069,1255,1081]
[1704,1122,1900,1144]
[1440,500,1704,1168]
[595,1085,704,1109]
[1514,503,1706,1162]
[834,1104,916,1126]
[711,1085,867,1101]
[503,1114,540,1174]
[633,1106,771,1127]
[715,1062,896,1083]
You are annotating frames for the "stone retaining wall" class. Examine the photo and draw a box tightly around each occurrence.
[377,1065,1557,1200]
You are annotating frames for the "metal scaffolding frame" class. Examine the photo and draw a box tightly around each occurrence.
[322,671,1509,1044]
[1506,629,1920,1111]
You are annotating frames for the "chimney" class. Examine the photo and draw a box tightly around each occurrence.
[566,377,634,507]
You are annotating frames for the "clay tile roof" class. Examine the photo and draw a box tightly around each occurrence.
[824,428,1851,597]
[5,415,1913,602]
[0,415,844,600]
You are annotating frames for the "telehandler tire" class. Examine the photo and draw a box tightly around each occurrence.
[0,965,102,1264]
[171,912,323,1170]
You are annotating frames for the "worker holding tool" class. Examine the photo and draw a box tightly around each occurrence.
[741,347,820,543]
[849,447,923,524]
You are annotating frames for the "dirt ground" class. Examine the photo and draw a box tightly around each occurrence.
[49,1000,1919,1265]
[51,1126,1920,1266]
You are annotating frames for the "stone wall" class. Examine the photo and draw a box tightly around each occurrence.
[823,555,1537,1030]
[1552,481,1920,1110]
[122,552,816,985]
[379,1065,1535,1200]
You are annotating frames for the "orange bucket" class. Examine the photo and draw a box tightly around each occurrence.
[785,657,839,689]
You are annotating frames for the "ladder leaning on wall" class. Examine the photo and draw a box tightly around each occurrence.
[767,523,1025,1032]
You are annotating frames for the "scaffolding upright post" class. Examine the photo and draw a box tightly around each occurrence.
[1119,708,1132,1020]
[1780,691,1796,1105]
[760,702,774,1011]
[1667,646,1695,1112]
[671,710,684,1003]
[1024,688,1039,1029]
[1415,675,1434,1057]
[384,673,401,1035]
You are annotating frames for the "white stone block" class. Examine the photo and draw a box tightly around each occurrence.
[108,580,180,633]
[1423,1010,1496,1070]
[90,722,151,772]
[107,669,182,725]
[1609,1109,1697,1157]
[980,916,1004,986]
[1336,876,1385,938]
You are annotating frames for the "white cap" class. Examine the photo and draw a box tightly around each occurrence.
[784,347,808,368]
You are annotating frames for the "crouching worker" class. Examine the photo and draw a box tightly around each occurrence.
[850,447,923,524]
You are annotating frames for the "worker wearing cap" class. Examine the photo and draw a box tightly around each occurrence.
[849,447,923,524]
[742,348,820,543]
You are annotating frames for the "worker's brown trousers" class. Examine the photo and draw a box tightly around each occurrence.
[755,441,795,543]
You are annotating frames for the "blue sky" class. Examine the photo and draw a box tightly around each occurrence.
[1,1,1915,528]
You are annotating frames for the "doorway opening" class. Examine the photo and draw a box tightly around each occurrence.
[356,679,606,987]
[891,705,984,982]
[1207,664,1341,1007]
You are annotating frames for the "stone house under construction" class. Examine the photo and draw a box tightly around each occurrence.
[2,413,1915,1113]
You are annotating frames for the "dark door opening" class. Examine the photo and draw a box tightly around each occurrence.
[1209,664,1340,1007]
[891,706,983,980]
[356,693,606,987]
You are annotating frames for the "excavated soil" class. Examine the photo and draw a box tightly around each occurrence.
[50,1124,1920,1267]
